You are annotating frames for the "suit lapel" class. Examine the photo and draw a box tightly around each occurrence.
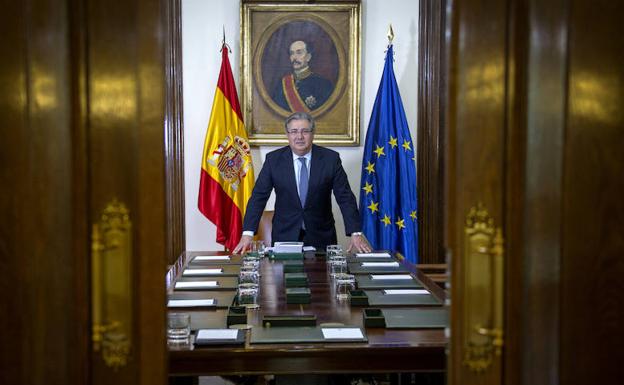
[282,148,300,206]
[307,145,323,208]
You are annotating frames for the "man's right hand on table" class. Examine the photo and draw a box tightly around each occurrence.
[232,234,253,255]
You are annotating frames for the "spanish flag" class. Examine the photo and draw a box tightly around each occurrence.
[198,44,255,251]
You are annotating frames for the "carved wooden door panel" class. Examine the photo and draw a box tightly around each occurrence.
[1,1,169,384]
[445,1,508,384]
[84,1,168,384]
[446,1,624,385]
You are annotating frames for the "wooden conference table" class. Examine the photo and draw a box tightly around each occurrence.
[167,251,447,376]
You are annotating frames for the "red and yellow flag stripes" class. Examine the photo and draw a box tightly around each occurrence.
[198,45,254,251]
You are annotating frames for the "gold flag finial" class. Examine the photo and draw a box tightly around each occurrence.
[387,24,395,45]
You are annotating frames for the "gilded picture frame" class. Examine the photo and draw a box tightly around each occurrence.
[241,1,361,146]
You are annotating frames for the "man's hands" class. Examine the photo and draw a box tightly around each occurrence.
[347,233,372,253]
[232,234,253,255]
[235,233,371,254]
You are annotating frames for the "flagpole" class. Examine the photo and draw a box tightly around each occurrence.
[221,25,231,53]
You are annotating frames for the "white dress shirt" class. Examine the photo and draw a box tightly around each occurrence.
[243,150,312,237]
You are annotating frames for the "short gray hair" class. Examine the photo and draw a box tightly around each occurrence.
[284,112,315,132]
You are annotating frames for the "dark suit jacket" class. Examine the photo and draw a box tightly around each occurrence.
[243,145,361,249]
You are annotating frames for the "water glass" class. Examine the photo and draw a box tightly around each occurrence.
[242,257,260,270]
[328,255,347,278]
[326,244,343,257]
[249,239,258,254]
[238,283,259,308]
[255,240,267,257]
[239,266,259,284]
[167,312,191,344]
[334,273,356,300]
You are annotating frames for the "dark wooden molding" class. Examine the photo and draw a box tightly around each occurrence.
[417,0,446,264]
[164,0,186,264]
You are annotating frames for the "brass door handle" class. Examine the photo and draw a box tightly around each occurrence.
[91,199,133,370]
[463,204,504,372]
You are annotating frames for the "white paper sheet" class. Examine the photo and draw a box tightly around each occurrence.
[174,281,218,289]
[370,274,413,280]
[383,289,429,295]
[355,252,392,258]
[196,329,239,340]
[361,262,399,267]
[322,328,364,340]
[303,246,316,252]
[182,268,223,276]
[167,299,215,307]
[194,255,230,261]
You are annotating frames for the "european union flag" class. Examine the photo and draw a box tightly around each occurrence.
[359,45,418,263]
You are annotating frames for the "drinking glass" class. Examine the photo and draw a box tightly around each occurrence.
[334,273,356,301]
[239,266,259,284]
[328,256,347,278]
[326,244,343,257]
[255,240,267,257]
[242,257,260,271]
[238,283,259,308]
[167,312,191,344]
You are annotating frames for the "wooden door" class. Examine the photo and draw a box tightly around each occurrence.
[445,0,507,383]
[446,0,624,384]
[0,0,89,383]
[85,0,168,383]
[0,0,170,384]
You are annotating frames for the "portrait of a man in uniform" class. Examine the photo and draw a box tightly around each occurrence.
[271,40,334,112]
[259,19,340,116]
[243,4,361,145]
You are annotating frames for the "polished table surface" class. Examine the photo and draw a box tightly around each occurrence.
[167,251,447,376]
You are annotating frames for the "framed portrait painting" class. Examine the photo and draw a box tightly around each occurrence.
[241,1,361,146]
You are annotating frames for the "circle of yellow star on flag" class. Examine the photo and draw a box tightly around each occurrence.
[365,161,375,174]
[374,144,385,157]
[367,200,379,214]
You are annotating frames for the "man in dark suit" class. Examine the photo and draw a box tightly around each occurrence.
[233,112,371,254]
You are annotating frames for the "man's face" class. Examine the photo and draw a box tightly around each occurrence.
[286,118,314,156]
[289,41,311,71]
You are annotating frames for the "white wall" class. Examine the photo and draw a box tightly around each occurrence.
[183,0,419,251]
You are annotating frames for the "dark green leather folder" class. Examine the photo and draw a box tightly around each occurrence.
[347,262,409,274]
[381,308,448,329]
[355,275,423,289]
[250,326,367,344]
[270,252,304,260]
[285,287,311,304]
[284,272,309,287]
[283,260,305,273]
[262,314,316,327]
